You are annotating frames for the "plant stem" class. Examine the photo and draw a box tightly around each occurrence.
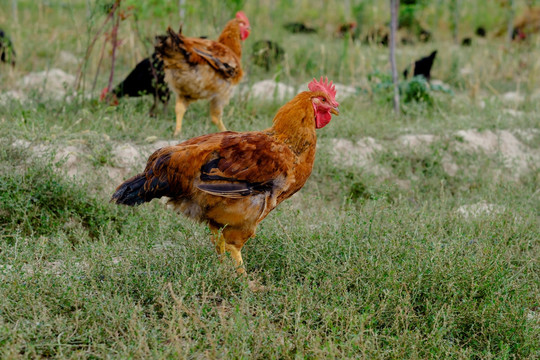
[107,4,121,92]
[450,0,459,44]
[75,4,117,91]
[390,0,400,115]
[506,0,515,43]
[92,34,108,93]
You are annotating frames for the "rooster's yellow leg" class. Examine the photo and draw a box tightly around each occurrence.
[225,243,245,275]
[210,228,245,274]
[210,99,227,132]
[174,96,188,136]
[216,235,226,255]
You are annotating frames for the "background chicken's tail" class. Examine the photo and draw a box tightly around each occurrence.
[155,27,189,60]
[111,174,149,206]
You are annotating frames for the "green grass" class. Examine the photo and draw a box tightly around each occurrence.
[0,144,538,358]
[0,1,539,359]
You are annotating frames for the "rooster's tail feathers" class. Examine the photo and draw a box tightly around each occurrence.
[111,174,149,206]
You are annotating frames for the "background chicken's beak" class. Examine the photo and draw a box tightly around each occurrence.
[330,107,339,116]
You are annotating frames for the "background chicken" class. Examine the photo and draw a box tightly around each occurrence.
[403,50,437,81]
[100,52,170,116]
[155,11,251,136]
[251,39,285,71]
[0,28,16,67]
[512,7,540,41]
[111,77,339,273]
[283,22,317,34]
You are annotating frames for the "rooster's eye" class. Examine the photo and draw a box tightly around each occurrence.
[322,98,326,102]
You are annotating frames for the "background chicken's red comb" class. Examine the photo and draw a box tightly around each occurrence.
[308,77,338,105]
[99,87,109,101]
[236,11,250,26]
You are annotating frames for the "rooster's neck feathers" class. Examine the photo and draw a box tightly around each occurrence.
[269,92,317,156]
[218,20,243,57]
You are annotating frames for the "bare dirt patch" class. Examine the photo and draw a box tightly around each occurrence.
[456,129,539,176]
[18,68,76,100]
[331,129,539,178]
[11,128,539,197]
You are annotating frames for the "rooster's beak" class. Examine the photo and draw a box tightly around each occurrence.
[330,107,339,116]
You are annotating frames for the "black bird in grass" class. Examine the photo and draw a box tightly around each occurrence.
[461,26,487,47]
[101,52,170,116]
[403,50,437,81]
[284,22,317,34]
[475,26,486,37]
[0,28,16,67]
[251,40,285,71]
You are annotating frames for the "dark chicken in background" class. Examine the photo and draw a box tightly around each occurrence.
[251,40,285,71]
[0,28,16,67]
[475,26,486,37]
[403,50,437,81]
[461,26,487,46]
[100,52,170,116]
[283,22,317,34]
[336,22,357,40]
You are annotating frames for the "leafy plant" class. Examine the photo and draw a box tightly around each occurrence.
[401,76,433,105]
[369,71,439,107]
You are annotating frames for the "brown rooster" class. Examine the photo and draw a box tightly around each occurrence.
[155,11,251,136]
[512,7,540,41]
[111,77,339,274]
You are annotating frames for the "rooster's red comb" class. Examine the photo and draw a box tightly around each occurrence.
[308,77,338,106]
[236,11,250,26]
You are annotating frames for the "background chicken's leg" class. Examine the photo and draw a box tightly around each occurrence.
[210,98,227,132]
[149,95,158,117]
[174,96,188,136]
